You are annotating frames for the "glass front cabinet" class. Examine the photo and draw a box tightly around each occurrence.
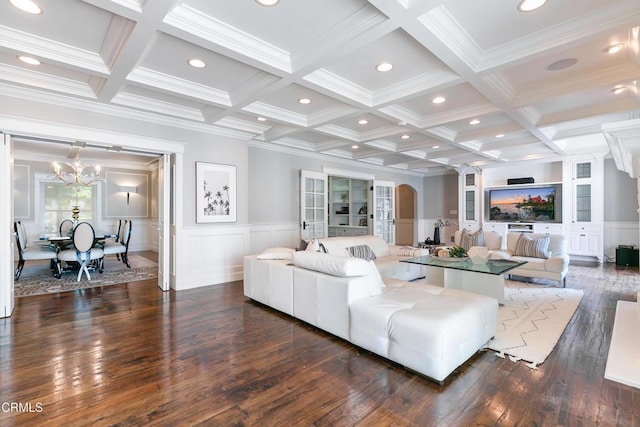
[458,169,480,232]
[565,157,604,261]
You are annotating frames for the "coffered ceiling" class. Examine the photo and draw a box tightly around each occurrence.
[2,0,640,174]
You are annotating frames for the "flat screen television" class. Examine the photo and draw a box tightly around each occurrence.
[487,184,562,223]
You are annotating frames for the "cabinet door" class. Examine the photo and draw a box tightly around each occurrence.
[572,161,593,223]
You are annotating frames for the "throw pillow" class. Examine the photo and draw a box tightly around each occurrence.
[292,252,375,277]
[297,239,309,251]
[396,246,420,257]
[305,239,320,252]
[460,229,485,250]
[514,233,550,259]
[256,247,295,260]
[347,244,377,261]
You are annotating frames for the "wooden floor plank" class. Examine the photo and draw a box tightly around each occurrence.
[1,255,639,426]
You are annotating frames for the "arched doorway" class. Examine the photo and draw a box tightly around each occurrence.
[395,184,417,246]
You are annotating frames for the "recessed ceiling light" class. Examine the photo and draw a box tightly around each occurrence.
[375,62,393,72]
[469,119,480,125]
[611,86,627,95]
[257,117,267,122]
[18,55,40,65]
[401,134,410,140]
[298,98,311,104]
[10,0,42,14]
[432,145,440,149]
[604,43,624,54]
[255,0,279,5]
[547,58,577,71]
[351,144,359,149]
[358,119,368,125]
[517,0,547,12]
[188,58,206,68]
[432,96,446,104]
[496,134,505,138]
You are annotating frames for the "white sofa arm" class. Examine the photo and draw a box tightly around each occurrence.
[387,246,428,257]
[545,254,570,273]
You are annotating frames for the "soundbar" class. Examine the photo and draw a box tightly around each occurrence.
[507,177,535,185]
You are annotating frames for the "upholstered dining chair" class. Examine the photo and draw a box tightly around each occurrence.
[14,221,61,280]
[99,219,123,260]
[59,219,74,237]
[57,222,104,281]
[102,220,132,268]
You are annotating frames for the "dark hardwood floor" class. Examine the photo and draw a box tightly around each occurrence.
[1,257,639,426]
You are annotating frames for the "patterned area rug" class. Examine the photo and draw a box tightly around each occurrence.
[484,280,584,368]
[14,254,158,297]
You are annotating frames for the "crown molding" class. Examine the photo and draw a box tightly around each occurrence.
[0,64,96,98]
[163,4,292,73]
[127,67,231,106]
[0,25,109,75]
[111,92,205,121]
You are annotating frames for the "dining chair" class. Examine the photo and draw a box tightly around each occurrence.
[99,219,123,260]
[59,219,74,237]
[102,220,132,268]
[57,222,104,281]
[14,221,61,280]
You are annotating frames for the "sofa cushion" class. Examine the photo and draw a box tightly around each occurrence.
[510,256,547,271]
[257,247,295,260]
[514,233,550,259]
[347,244,377,261]
[460,229,485,250]
[292,251,376,277]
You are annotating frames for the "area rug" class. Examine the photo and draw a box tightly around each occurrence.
[484,281,584,369]
[14,254,158,297]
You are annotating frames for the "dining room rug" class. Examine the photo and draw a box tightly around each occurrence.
[14,254,158,297]
[483,280,583,369]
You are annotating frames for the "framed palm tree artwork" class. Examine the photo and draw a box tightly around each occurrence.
[196,162,237,223]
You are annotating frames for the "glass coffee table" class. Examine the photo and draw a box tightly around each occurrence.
[400,255,526,303]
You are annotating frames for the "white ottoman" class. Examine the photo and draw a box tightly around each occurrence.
[349,283,498,382]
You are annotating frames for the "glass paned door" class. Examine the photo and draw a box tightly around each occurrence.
[300,170,327,239]
[372,180,395,244]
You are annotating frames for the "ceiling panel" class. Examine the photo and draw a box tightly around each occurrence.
[2,0,640,172]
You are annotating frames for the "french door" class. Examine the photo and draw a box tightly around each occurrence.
[300,170,328,239]
[0,133,14,317]
[372,180,395,244]
[157,154,170,291]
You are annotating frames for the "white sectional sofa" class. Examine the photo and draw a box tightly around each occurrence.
[244,244,499,383]
[316,235,428,282]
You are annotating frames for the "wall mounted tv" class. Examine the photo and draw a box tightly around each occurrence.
[487,184,562,223]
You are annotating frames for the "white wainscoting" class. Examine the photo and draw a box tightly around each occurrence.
[604,221,640,263]
[250,222,300,254]
[177,224,251,290]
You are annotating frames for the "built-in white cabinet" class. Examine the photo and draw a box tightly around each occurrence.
[564,157,604,261]
[328,176,369,235]
[458,169,480,231]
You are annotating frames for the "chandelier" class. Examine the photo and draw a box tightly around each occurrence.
[52,158,101,186]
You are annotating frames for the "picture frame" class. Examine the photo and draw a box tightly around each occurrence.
[196,162,237,223]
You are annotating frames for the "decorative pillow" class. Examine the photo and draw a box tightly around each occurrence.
[297,239,309,251]
[305,239,321,252]
[292,251,376,277]
[256,247,295,260]
[460,229,485,250]
[347,244,377,261]
[514,233,550,259]
[396,246,421,257]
